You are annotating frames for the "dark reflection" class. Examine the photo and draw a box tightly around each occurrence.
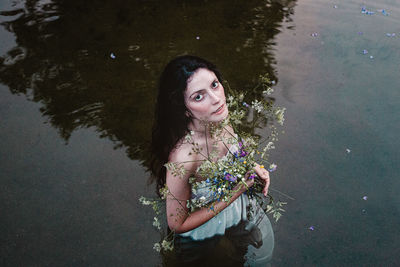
[164,208,275,266]
[0,0,296,163]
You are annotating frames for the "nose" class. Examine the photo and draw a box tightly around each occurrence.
[209,90,220,104]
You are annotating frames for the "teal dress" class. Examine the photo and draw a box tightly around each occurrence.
[174,185,274,266]
[166,146,275,266]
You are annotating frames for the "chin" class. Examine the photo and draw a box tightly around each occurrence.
[213,109,229,122]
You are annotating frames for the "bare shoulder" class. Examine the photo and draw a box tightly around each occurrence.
[168,140,200,179]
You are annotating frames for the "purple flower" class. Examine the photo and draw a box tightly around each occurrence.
[224,173,237,182]
[240,150,248,157]
[248,173,256,180]
[268,163,277,172]
[243,102,250,108]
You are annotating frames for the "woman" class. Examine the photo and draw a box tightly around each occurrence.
[150,55,274,266]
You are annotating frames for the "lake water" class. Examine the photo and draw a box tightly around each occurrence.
[1,0,399,266]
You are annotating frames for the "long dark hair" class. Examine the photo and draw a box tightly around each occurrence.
[149,55,222,194]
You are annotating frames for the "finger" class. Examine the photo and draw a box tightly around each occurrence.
[263,186,268,196]
[263,182,269,196]
[263,176,270,196]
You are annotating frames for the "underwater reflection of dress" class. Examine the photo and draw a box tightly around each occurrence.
[163,182,275,267]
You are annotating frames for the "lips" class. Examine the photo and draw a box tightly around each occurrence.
[213,104,225,114]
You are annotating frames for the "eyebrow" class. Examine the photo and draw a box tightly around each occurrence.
[188,78,219,97]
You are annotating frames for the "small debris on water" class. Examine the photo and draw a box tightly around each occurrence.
[196,36,200,40]
[362,196,368,200]
[128,45,140,51]
[386,33,396,37]
[346,148,351,153]
[369,55,374,59]
[110,53,116,59]
[362,209,367,214]
[358,32,363,35]
[310,32,318,37]
[333,5,338,9]
[308,226,315,231]
[362,49,368,55]
[361,6,375,15]
[381,9,389,16]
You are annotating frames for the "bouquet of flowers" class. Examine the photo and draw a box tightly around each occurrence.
[140,74,291,252]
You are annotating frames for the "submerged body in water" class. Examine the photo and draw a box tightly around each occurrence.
[165,191,274,266]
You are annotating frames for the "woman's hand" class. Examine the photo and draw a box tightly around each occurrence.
[254,163,270,196]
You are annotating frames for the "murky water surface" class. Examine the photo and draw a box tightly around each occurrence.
[1,0,399,265]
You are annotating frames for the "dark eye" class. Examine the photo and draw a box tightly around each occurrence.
[211,81,219,88]
[195,94,204,101]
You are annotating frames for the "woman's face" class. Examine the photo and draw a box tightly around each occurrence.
[184,68,228,123]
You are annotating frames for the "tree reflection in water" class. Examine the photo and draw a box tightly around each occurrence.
[0,0,297,265]
[0,0,296,165]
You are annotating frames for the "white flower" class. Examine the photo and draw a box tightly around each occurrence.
[265,142,275,151]
[153,217,161,230]
[185,133,193,143]
[199,196,206,202]
[161,240,173,251]
[251,100,263,113]
[262,87,274,95]
[153,243,161,252]
[275,107,286,125]
[139,196,152,205]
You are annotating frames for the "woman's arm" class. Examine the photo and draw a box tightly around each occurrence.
[166,166,254,234]
[165,139,270,234]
